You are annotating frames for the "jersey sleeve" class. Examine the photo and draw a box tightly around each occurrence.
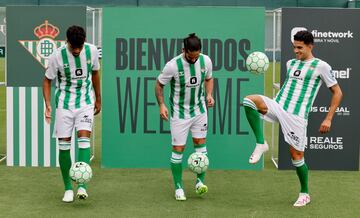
[92,46,100,71]
[204,55,213,79]
[286,59,292,69]
[45,52,58,80]
[319,62,337,88]
[157,61,176,85]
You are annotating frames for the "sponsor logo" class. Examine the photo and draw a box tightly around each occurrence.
[332,68,351,79]
[200,123,208,132]
[290,69,304,80]
[312,30,353,39]
[186,76,200,88]
[291,27,307,43]
[287,131,300,145]
[80,115,92,124]
[291,27,354,44]
[19,20,66,68]
[308,136,343,150]
[310,106,350,116]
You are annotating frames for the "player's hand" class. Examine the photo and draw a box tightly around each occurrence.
[319,119,331,134]
[94,100,101,115]
[159,104,169,121]
[206,95,214,107]
[45,105,52,124]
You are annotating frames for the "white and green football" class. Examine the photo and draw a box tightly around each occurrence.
[246,51,269,74]
[187,152,209,174]
[69,161,92,184]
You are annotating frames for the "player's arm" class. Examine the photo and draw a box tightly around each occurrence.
[155,80,168,121]
[92,70,101,115]
[319,84,343,134]
[204,56,214,107]
[42,77,52,124]
[42,53,57,124]
[205,78,214,107]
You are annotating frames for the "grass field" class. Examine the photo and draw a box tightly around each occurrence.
[1,60,360,217]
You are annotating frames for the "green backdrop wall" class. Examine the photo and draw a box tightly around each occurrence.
[102,7,265,169]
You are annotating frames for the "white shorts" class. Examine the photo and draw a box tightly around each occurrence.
[260,95,308,151]
[53,105,94,138]
[170,113,208,146]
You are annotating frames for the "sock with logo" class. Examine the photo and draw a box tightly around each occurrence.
[243,97,264,144]
[78,137,91,189]
[194,143,207,184]
[170,149,184,190]
[292,158,309,193]
[59,140,73,191]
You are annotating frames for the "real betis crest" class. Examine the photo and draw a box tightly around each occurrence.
[19,20,66,68]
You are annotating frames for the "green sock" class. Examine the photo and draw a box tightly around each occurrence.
[59,149,73,191]
[243,98,264,144]
[296,163,309,193]
[78,147,91,189]
[170,150,183,189]
[78,147,91,164]
[195,144,207,184]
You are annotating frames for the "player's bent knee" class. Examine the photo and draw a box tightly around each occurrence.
[172,145,185,153]
[193,138,206,145]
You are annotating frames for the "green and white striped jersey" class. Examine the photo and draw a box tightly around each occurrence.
[45,43,100,110]
[158,53,212,119]
[275,58,337,119]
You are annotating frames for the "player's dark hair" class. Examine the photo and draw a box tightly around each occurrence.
[294,30,314,45]
[67,25,86,48]
[184,33,201,52]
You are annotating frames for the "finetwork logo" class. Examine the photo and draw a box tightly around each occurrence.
[291,27,354,44]
[311,30,354,38]
[19,20,66,68]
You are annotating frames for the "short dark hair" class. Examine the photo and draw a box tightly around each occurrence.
[294,30,314,45]
[66,25,86,48]
[184,33,201,52]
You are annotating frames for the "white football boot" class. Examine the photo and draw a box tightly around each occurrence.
[77,187,88,200]
[175,188,186,201]
[249,142,269,164]
[62,190,74,203]
[293,193,311,207]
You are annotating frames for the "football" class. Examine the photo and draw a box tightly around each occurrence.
[69,162,93,184]
[246,51,269,74]
[187,152,209,174]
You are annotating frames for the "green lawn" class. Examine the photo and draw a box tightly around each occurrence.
[1,61,360,217]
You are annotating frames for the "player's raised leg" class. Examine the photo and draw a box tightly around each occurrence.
[243,95,269,164]
[193,138,208,196]
[171,145,186,201]
[58,138,74,202]
[76,130,92,199]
